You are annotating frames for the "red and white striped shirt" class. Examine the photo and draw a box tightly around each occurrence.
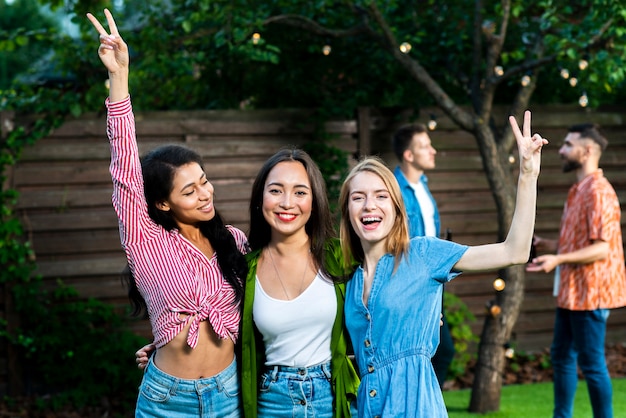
[106,96,247,348]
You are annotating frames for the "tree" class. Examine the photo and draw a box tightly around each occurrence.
[9,0,626,413]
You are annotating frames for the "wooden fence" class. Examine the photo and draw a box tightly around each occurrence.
[1,104,625,394]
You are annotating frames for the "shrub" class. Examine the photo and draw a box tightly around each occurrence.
[444,291,480,380]
[8,278,148,412]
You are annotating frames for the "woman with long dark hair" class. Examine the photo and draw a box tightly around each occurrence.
[239,148,359,417]
[88,10,248,417]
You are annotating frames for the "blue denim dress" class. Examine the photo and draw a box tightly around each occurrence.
[345,237,467,417]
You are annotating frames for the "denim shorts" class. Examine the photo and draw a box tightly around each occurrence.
[135,355,241,418]
[258,361,333,418]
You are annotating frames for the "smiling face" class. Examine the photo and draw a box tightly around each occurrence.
[156,162,215,226]
[262,161,313,240]
[339,158,410,264]
[347,171,397,249]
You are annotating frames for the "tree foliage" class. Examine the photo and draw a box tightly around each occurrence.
[0,0,58,89]
[32,0,626,115]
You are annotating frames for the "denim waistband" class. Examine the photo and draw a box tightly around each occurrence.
[145,355,238,393]
[264,360,331,380]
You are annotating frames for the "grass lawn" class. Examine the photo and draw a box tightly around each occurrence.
[444,378,626,417]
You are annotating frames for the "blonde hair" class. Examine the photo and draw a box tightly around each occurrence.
[339,156,410,265]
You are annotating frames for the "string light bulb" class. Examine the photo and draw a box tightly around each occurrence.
[579,57,589,71]
[427,114,437,131]
[322,45,332,56]
[521,74,531,87]
[508,154,516,164]
[486,300,502,317]
[104,79,110,90]
[493,278,506,291]
[560,68,570,79]
[482,20,496,35]
[569,76,578,87]
[399,42,412,54]
[494,66,504,77]
[504,343,515,359]
[579,91,589,107]
[252,32,261,45]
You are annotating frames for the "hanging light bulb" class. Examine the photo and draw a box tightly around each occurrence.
[399,42,412,54]
[494,65,504,77]
[504,343,515,359]
[521,74,531,87]
[482,20,496,35]
[252,32,261,45]
[493,278,506,291]
[559,68,570,79]
[486,300,502,317]
[508,154,516,164]
[427,114,437,131]
[579,91,589,107]
[569,76,578,87]
[322,45,332,56]
[104,78,110,90]
[578,57,589,71]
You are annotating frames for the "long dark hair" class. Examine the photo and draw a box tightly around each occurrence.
[124,145,247,316]
[248,148,336,279]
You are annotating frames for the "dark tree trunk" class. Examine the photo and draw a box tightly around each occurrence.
[469,264,526,412]
[467,124,526,413]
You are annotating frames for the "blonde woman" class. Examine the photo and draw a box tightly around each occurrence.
[338,112,547,417]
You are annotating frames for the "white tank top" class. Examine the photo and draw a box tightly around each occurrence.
[253,272,336,367]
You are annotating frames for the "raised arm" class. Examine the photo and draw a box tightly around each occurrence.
[87,10,153,247]
[87,9,129,102]
[455,111,548,272]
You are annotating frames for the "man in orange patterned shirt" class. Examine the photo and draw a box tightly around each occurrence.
[528,123,626,418]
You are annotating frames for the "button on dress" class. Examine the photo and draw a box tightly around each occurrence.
[345,237,468,417]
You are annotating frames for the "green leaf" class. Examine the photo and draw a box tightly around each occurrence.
[15,35,29,47]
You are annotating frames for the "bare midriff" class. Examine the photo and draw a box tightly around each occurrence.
[154,316,235,379]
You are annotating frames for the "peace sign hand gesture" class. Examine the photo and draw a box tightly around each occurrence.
[87,9,128,76]
[508,111,548,177]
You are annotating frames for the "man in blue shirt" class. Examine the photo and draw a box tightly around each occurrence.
[392,123,454,389]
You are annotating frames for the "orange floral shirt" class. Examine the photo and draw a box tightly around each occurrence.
[557,169,626,310]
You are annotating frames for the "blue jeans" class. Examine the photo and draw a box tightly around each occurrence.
[551,308,612,418]
[258,361,333,418]
[135,355,241,417]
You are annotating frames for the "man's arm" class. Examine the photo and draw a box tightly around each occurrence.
[526,240,609,273]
